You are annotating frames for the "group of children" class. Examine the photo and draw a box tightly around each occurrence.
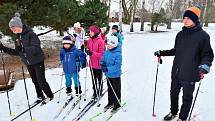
[59,23,124,112]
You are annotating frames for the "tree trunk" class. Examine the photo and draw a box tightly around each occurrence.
[166,18,172,29]
[59,30,64,36]
[122,0,131,24]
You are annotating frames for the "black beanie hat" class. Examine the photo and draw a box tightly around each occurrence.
[112,25,119,30]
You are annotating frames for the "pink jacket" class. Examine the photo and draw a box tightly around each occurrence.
[87,36,105,69]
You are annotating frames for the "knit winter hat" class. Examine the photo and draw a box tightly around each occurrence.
[89,25,101,34]
[112,25,119,31]
[183,7,201,24]
[62,36,75,44]
[107,36,118,47]
[73,22,81,28]
[9,13,23,28]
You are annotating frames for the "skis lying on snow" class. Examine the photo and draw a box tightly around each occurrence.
[87,102,126,121]
[72,88,108,121]
[52,96,75,121]
[61,93,86,121]
[11,87,65,121]
[105,102,126,121]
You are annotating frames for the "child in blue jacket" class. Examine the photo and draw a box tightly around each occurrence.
[60,36,86,96]
[111,25,124,45]
[100,36,122,113]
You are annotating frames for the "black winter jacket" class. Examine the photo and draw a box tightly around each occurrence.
[2,25,45,65]
[160,24,214,82]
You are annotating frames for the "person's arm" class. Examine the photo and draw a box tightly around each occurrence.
[60,49,64,63]
[0,43,19,56]
[92,40,105,58]
[199,34,214,74]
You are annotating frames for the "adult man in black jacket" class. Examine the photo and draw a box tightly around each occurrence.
[154,7,214,121]
[0,13,54,103]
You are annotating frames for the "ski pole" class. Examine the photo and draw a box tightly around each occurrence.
[21,66,35,121]
[152,56,162,117]
[76,62,81,109]
[188,80,202,121]
[89,59,100,106]
[84,65,87,101]
[57,71,64,103]
[106,77,126,112]
[1,50,13,116]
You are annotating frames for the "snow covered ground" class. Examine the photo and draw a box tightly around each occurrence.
[0,22,215,121]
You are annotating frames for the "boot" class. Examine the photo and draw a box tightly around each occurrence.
[163,113,177,121]
[104,103,113,112]
[66,87,72,96]
[75,86,82,95]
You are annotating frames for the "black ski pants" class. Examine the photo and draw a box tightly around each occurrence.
[27,61,53,99]
[170,75,195,120]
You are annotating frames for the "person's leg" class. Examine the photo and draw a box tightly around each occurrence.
[91,68,98,97]
[179,81,195,120]
[65,73,72,94]
[73,73,82,94]
[27,65,44,99]
[97,69,103,96]
[107,77,114,105]
[34,62,53,98]
[111,77,121,109]
[170,75,182,115]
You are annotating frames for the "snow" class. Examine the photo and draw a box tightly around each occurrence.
[0,22,215,121]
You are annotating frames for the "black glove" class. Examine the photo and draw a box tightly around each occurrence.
[101,64,108,72]
[81,45,85,51]
[73,33,77,38]
[85,49,92,56]
[154,50,161,57]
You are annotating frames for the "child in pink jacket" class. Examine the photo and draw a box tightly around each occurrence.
[85,25,105,100]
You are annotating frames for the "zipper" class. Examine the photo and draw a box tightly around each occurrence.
[20,35,30,65]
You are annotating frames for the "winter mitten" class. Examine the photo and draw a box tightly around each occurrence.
[73,33,77,38]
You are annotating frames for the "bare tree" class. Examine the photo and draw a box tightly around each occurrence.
[130,0,138,32]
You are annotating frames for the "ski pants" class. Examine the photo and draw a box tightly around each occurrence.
[65,73,80,88]
[27,61,54,99]
[170,75,195,120]
[107,77,121,108]
[90,68,103,96]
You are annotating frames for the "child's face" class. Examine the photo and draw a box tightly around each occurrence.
[89,31,95,37]
[107,44,114,50]
[183,17,195,28]
[112,29,117,33]
[63,43,71,49]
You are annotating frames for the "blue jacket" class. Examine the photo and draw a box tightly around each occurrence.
[100,46,122,78]
[60,46,86,74]
[111,32,123,45]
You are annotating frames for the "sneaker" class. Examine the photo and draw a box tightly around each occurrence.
[163,113,177,121]
[104,103,113,112]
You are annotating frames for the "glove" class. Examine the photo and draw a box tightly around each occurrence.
[154,50,161,57]
[85,49,92,56]
[199,72,204,79]
[81,45,85,51]
[199,64,210,74]
[101,64,108,72]
[73,33,77,38]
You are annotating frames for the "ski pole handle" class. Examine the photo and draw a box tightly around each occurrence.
[158,56,162,64]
